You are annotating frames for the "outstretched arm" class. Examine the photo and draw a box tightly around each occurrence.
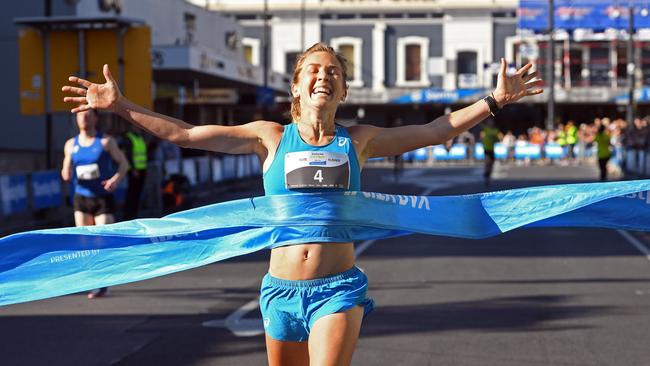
[62,65,270,155]
[361,59,543,159]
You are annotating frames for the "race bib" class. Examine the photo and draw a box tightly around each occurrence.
[76,163,100,180]
[285,151,350,189]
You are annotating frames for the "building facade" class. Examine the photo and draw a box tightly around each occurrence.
[513,1,650,124]
[2,0,289,173]
[205,0,520,127]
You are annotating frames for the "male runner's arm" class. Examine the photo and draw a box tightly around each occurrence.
[62,65,271,157]
[61,138,74,182]
[355,59,544,160]
[101,137,130,193]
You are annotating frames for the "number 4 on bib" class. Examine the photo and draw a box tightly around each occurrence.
[314,169,324,182]
[284,151,350,189]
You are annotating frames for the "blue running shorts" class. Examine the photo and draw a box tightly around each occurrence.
[260,266,375,342]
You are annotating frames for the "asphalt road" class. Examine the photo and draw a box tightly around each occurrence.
[1,162,649,366]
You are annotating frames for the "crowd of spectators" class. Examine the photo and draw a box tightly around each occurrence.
[451,116,650,168]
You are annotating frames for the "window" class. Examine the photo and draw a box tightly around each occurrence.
[569,48,584,87]
[339,45,355,78]
[244,46,253,64]
[286,51,300,75]
[641,42,650,86]
[397,36,430,87]
[242,38,260,66]
[184,12,196,45]
[456,51,477,88]
[330,37,364,87]
[589,44,610,87]
[617,45,628,87]
[225,31,238,51]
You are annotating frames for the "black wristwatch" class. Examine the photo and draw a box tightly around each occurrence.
[483,94,501,117]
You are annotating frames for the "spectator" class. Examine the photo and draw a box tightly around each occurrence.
[595,124,612,181]
[122,126,148,220]
[480,118,502,186]
[565,121,578,160]
[502,130,516,160]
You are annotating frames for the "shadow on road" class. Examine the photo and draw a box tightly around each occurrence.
[361,294,615,337]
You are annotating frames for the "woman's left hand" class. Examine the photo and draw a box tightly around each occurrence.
[492,58,544,108]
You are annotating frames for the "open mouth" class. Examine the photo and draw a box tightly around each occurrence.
[312,86,332,97]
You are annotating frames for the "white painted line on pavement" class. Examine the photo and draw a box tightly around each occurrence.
[355,239,376,257]
[617,230,650,262]
[202,298,263,337]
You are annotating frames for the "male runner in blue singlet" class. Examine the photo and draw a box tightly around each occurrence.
[63,43,542,365]
[61,108,129,299]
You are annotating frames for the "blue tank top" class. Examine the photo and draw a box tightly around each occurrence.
[71,133,115,197]
[263,123,361,195]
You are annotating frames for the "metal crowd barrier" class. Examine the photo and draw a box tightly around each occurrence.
[0,154,262,219]
[2,148,647,220]
[367,143,629,166]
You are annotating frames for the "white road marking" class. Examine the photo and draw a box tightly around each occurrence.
[617,230,650,262]
[202,298,266,337]
[203,182,436,336]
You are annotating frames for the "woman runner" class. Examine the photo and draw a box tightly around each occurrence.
[63,42,542,366]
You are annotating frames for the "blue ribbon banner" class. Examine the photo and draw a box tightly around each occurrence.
[1,180,650,306]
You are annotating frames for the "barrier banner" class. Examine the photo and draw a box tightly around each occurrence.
[515,144,542,160]
[31,171,62,209]
[545,144,565,160]
[1,180,650,306]
[0,174,28,216]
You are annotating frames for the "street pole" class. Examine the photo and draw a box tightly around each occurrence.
[301,0,306,50]
[627,1,636,128]
[262,0,269,119]
[44,0,53,169]
[546,0,555,131]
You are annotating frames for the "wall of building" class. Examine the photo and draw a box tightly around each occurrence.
[386,22,444,88]
[494,21,516,61]
[76,0,244,62]
[0,0,78,173]
[442,15,493,89]
[322,24,374,87]
[271,16,321,74]
[241,25,271,69]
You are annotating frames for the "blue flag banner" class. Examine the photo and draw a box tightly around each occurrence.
[1,180,650,306]
[518,0,650,32]
[390,88,483,104]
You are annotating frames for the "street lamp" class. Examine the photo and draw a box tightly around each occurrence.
[627,1,636,129]
[547,0,555,131]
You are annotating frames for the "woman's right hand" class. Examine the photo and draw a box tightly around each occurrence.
[62,64,122,113]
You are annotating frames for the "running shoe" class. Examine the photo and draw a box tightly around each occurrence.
[87,287,109,299]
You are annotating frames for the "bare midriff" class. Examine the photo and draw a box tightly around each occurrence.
[269,242,355,280]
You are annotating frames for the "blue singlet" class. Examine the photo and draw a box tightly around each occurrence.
[263,123,361,195]
[71,133,114,197]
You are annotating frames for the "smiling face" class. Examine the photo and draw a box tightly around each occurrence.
[291,50,348,120]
